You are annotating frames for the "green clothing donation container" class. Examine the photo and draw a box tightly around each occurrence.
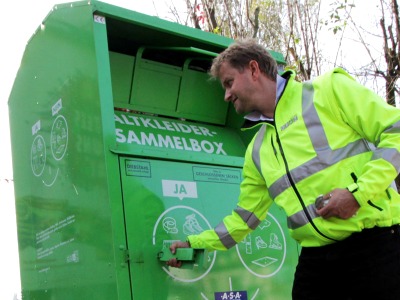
[8,1,297,299]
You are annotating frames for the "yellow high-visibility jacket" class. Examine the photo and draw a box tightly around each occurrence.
[188,68,400,249]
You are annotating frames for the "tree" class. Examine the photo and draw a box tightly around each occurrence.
[169,0,400,190]
[327,0,400,106]
[327,0,400,189]
[378,0,400,190]
[177,0,324,80]
[378,0,400,106]
[181,0,265,38]
[172,0,400,104]
[283,0,323,80]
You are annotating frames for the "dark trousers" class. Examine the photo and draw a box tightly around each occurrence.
[292,225,400,300]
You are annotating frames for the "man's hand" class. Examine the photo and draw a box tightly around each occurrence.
[316,188,360,219]
[166,241,190,268]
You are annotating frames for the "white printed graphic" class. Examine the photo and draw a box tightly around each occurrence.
[243,235,252,254]
[259,219,271,229]
[32,120,41,135]
[183,214,204,235]
[162,180,198,200]
[94,15,106,24]
[66,250,79,263]
[52,98,62,116]
[252,256,278,268]
[153,205,216,283]
[162,217,178,234]
[200,277,259,300]
[31,135,46,177]
[42,166,60,188]
[255,236,268,249]
[30,99,69,187]
[36,215,76,259]
[114,112,229,156]
[51,115,68,161]
[236,212,286,278]
[269,233,282,250]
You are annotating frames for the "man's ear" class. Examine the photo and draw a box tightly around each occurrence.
[249,60,260,79]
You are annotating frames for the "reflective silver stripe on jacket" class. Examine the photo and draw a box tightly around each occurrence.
[372,147,400,172]
[235,206,261,230]
[287,204,320,230]
[214,206,261,248]
[252,124,266,177]
[269,138,371,199]
[373,120,400,172]
[214,222,237,249]
[254,82,372,198]
[391,180,399,193]
[252,82,378,230]
[378,120,400,138]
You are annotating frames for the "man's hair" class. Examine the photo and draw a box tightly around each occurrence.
[210,38,277,81]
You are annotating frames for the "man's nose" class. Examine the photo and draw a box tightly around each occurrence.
[224,89,232,102]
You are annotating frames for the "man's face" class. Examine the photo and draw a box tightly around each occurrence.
[219,61,257,114]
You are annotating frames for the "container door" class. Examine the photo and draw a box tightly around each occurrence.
[120,157,298,300]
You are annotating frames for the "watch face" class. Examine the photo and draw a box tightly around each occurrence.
[315,195,329,210]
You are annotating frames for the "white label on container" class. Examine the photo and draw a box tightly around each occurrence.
[162,180,198,200]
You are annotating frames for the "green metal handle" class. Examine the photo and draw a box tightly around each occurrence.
[158,244,207,269]
[158,248,195,262]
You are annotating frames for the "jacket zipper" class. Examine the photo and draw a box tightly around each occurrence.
[274,127,337,242]
[270,135,280,165]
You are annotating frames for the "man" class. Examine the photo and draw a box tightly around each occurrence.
[168,39,400,299]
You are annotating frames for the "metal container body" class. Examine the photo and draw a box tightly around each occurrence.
[8,1,297,299]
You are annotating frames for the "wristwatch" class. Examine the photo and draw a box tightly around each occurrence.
[315,194,330,210]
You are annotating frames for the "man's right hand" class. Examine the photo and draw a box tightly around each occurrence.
[166,241,190,268]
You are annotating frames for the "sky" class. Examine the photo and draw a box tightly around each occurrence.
[0,0,390,299]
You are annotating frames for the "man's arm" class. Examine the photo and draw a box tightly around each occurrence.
[331,70,400,206]
[166,143,273,267]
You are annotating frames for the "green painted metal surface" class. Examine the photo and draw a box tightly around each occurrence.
[120,157,298,299]
[8,1,297,299]
[113,110,246,167]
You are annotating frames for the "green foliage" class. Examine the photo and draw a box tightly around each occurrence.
[327,0,355,35]
[212,26,222,35]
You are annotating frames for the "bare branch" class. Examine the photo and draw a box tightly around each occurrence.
[253,7,260,38]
